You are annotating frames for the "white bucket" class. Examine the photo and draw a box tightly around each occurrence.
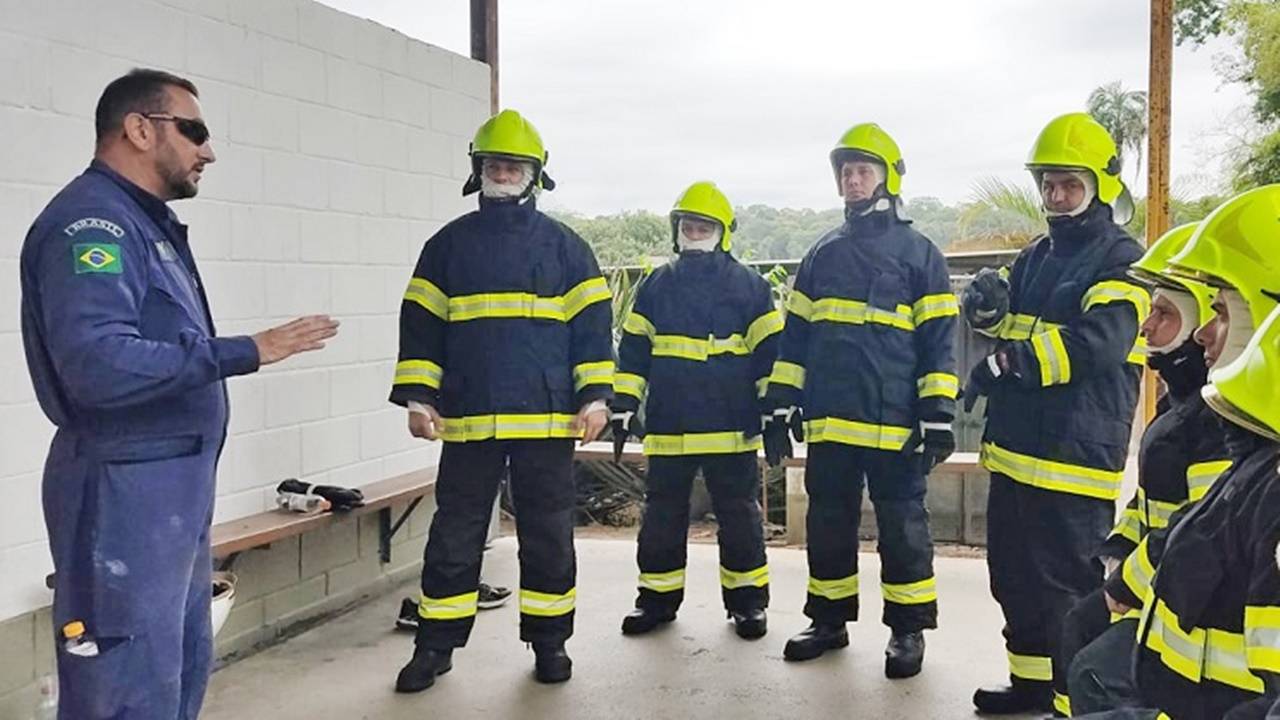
[211,571,237,638]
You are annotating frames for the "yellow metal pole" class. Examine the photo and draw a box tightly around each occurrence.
[1143,0,1174,424]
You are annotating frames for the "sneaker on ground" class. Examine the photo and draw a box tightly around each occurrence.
[478,583,512,609]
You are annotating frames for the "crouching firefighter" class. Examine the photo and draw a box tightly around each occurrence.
[390,110,614,692]
[762,123,959,678]
[962,112,1149,715]
[610,181,780,639]
[1053,222,1229,718]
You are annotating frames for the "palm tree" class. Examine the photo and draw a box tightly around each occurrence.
[1087,82,1149,181]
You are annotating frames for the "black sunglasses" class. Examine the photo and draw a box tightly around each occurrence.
[141,113,211,146]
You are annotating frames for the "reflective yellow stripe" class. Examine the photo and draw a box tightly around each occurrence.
[912,292,959,325]
[917,372,959,400]
[1144,494,1182,530]
[394,359,443,390]
[520,588,576,617]
[563,276,611,319]
[755,376,769,399]
[1111,506,1142,544]
[881,577,937,605]
[418,591,478,620]
[638,568,686,593]
[405,277,449,320]
[623,311,656,339]
[651,334,749,361]
[448,292,566,322]
[787,289,814,320]
[1121,538,1156,601]
[1204,627,1265,692]
[615,372,647,400]
[810,297,915,331]
[745,309,784,351]
[768,360,806,390]
[996,313,1060,341]
[1145,598,1204,682]
[573,360,615,392]
[1128,336,1147,365]
[1032,326,1072,386]
[1186,460,1231,502]
[1082,280,1151,321]
[982,441,1122,500]
[807,574,859,600]
[805,417,913,451]
[1007,651,1053,682]
[720,564,769,590]
[439,413,579,442]
[644,432,762,456]
[1054,691,1072,717]
[1245,606,1280,674]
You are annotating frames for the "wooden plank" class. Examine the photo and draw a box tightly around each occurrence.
[210,467,438,558]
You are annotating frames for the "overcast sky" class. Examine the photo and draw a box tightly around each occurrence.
[320,0,1251,216]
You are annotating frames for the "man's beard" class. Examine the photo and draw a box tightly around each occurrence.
[156,142,199,200]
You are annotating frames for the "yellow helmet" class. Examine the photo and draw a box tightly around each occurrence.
[1203,303,1280,441]
[671,181,737,252]
[829,123,905,196]
[1027,113,1127,207]
[462,109,556,196]
[1166,184,1280,329]
[1128,222,1217,327]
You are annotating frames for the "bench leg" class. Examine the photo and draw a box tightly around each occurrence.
[379,497,424,564]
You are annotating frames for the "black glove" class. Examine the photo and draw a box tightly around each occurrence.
[277,478,365,511]
[610,411,645,463]
[962,352,1010,413]
[762,406,804,468]
[902,421,956,472]
[962,267,1011,330]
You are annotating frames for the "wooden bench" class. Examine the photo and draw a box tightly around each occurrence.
[211,466,439,566]
[206,446,983,571]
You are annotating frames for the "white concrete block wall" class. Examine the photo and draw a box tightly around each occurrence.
[0,0,491,622]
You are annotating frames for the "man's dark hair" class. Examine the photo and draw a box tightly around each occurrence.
[94,68,199,144]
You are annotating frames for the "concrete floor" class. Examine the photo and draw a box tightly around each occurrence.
[202,537,1040,720]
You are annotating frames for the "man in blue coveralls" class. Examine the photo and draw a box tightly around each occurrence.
[19,68,339,719]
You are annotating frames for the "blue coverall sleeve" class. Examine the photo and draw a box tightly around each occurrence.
[33,211,258,410]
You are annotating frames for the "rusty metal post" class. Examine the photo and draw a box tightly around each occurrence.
[1143,0,1174,424]
[470,0,499,114]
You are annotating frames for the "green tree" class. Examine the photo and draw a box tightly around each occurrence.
[1087,81,1149,178]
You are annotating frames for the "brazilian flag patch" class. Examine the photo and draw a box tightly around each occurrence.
[73,243,123,274]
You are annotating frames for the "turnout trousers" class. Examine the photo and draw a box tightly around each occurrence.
[987,472,1114,707]
[415,439,576,649]
[803,443,938,632]
[633,452,769,614]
